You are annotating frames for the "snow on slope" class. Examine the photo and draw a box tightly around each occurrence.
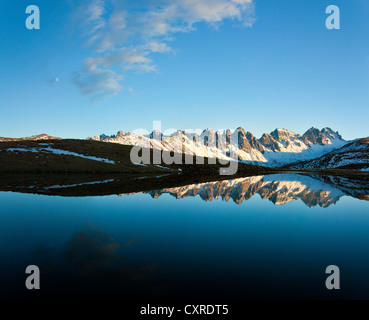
[263,137,347,166]
[287,138,369,170]
[6,146,115,164]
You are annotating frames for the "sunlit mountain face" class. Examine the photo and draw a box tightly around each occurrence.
[120,174,369,208]
[89,127,347,167]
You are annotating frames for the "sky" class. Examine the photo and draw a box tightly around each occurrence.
[0,0,368,140]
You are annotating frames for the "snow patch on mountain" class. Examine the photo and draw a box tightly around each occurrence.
[287,138,369,170]
[6,147,115,164]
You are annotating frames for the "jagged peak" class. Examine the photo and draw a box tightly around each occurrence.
[260,132,274,138]
[321,127,343,141]
[116,130,126,137]
[321,127,334,133]
[304,126,320,134]
[272,128,296,134]
[169,130,182,137]
[270,128,296,141]
[202,128,215,134]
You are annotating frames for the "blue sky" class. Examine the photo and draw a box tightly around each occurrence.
[0,0,368,140]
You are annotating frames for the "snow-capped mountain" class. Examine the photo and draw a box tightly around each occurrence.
[88,127,347,167]
[286,138,369,171]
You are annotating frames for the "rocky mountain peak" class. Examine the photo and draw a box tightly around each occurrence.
[302,127,329,145]
[231,127,251,152]
[270,128,296,142]
[321,127,343,140]
[259,133,281,152]
[245,132,264,153]
[235,127,246,134]
[116,131,126,137]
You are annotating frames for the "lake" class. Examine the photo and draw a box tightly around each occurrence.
[1,173,369,300]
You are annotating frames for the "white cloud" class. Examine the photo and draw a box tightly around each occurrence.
[72,58,122,101]
[79,0,106,36]
[73,0,255,101]
[145,41,173,53]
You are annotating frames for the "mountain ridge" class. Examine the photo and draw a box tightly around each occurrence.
[0,134,61,142]
[88,126,347,167]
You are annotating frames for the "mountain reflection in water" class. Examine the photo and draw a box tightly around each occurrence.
[120,174,369,208]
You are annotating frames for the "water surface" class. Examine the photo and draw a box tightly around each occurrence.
[1,173,368,300]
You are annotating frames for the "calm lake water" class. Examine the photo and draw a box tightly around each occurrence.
[1,173,369,300]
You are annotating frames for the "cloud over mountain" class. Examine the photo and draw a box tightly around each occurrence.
[72,0,255,101]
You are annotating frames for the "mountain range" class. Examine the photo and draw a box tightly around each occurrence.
[0,137,367,201]
[1,126,367,171]
[88,126,348,167]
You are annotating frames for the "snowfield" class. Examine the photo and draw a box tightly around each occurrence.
[287,138,369,170]
[6,147,115,164]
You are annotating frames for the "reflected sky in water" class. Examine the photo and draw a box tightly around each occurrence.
[0,173,369,300]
